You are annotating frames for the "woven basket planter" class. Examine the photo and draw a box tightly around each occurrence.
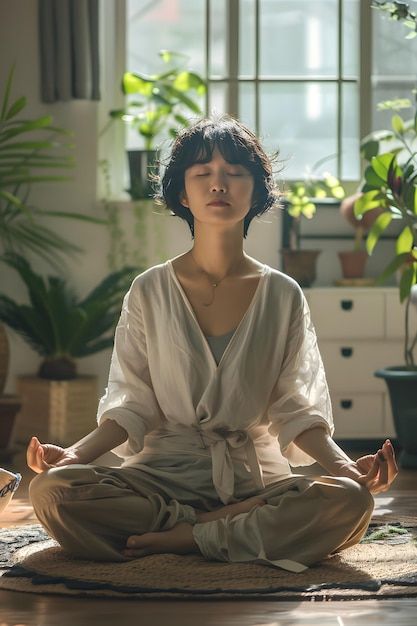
[14,376,99,447]
[0,395,22,449]
[0,325,10,395]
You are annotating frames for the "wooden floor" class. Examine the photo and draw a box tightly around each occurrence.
[1,448,416,626]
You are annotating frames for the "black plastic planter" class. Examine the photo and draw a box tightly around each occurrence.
[375,366,417,468]
[127,149,159,200]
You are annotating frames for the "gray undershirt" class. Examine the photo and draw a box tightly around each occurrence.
[205,328,237,365]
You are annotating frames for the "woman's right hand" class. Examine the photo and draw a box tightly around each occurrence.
[26,436,81,474]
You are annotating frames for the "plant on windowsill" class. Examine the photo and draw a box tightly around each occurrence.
[282,161,345,287]
[0,253,136,447]
[105,49,206,200]
[353,2,417,467]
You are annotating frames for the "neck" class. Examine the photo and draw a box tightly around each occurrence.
[189,227,247,281]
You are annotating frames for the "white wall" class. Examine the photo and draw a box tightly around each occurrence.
[0,0,282,402]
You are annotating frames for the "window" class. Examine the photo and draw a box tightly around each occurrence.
[125,0,417,183]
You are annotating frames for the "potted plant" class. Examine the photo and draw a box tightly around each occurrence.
[0,253,137,447]
[0,66,106,393]
[0,66,107,447]
[353,3,417,467]
[282,162,345,287]
[108,50,206,200]
[338,192,384,282]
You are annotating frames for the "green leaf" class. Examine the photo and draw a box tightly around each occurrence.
[0,65,15,121]
[392,114,405,134]
[361,139,379,161]
[164,85,202,113]
[396,226,414,255]
[364,165,387,188]
[122,72,154,96]
[172,71,206,94]
[302,202,316,218]
[374,253,412,286]
[377,98,412,111]
[399,265,415,302]
[354,190,383,217]
[371,153,395,181]
[5,96,26,120]
[366,212,393,254]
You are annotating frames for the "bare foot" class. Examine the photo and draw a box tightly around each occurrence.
[122,522,199,558]
[195,496,266,523]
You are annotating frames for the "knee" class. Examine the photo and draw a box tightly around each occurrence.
[334,477,374,520]
[29,466,78,510]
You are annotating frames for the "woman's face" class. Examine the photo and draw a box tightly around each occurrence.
[180,145,255,229]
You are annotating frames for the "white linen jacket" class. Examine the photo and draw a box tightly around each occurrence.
[97,260,334,504]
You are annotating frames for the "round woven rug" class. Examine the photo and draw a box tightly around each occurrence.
[1,523,417,600]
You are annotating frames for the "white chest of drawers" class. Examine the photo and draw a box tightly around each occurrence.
[304,287,417,440]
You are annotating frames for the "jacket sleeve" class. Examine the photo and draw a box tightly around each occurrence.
[267,286,334,466]
[96,278,164,458]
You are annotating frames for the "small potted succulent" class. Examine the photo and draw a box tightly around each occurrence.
[0,253,137,447]
[108,50,206,200]
[282,161,345,287]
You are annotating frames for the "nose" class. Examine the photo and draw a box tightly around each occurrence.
[210,172,227,193]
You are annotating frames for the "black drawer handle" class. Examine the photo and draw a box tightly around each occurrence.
[341,299,353,311]
[341,347,353,358]
[340,400,353,410]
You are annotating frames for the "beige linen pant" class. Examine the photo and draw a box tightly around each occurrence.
[29,463,374,572]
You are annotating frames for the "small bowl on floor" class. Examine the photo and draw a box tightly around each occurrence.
[0,468,21,515]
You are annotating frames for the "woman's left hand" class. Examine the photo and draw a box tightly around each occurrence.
[338,439,398,494]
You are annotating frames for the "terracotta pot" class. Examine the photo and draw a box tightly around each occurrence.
[281,249,321,287]
[338,250,368,279]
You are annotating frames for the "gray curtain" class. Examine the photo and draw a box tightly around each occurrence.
[39,0,100,102]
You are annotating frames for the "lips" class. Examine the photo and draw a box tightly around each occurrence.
[207,200,230,206]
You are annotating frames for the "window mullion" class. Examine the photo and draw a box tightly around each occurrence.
[227,0,239,118]
[205,0,210,115]
[337,0,343,179]
[360,0,373,142]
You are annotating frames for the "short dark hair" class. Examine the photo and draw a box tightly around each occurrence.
[152,114,282,238]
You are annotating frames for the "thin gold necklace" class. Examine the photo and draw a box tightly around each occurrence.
[190,251,243,307]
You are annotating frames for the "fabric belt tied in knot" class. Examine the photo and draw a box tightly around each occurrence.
[195,426,265,504]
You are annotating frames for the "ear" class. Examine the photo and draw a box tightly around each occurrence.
[179,190,189,208]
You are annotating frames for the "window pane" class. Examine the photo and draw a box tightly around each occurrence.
[127,0,205,76]
[260,82,338,179]
[372,10,417,77]
[239,0,256,77]
[238,81,256,130]
[372,82,416,133]
[342,83,360,180]
[342,0,359,78]
[259,0,338,77]
[208,81,228,116]
[126,0,206,149]
[210,0,227,77]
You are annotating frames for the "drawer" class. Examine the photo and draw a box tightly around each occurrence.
[386,290,417,339]
[319,341,404,392]
[331,393,384,438]
[306,290,385,339]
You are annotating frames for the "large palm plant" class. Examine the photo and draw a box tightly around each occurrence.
[0,66,105,265]
[0,253,136,380]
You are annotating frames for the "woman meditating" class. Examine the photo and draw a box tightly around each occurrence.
[27,115,398,572]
